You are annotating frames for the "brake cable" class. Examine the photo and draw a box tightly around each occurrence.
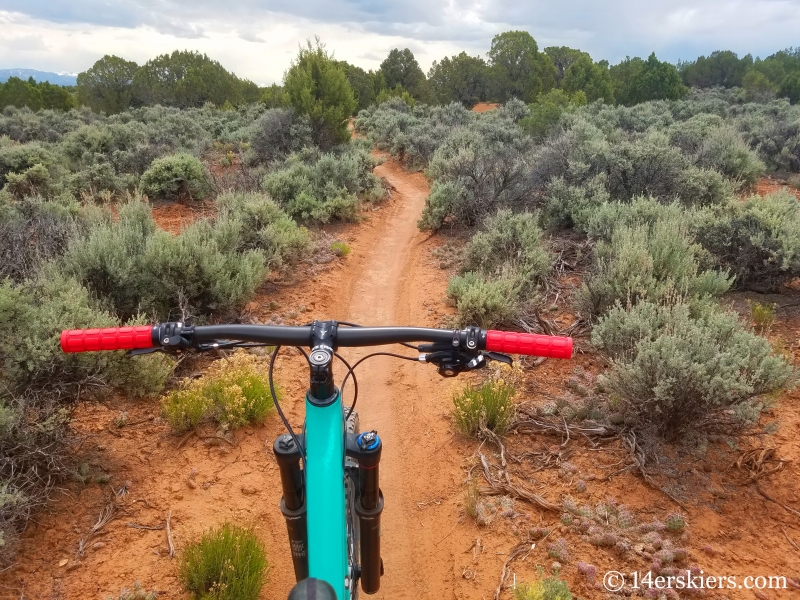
[341,351,421,421]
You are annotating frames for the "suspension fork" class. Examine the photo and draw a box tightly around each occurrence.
[346,430,384,594]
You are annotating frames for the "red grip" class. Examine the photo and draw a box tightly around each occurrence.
[486,330,573,359]
[60,326,155,353]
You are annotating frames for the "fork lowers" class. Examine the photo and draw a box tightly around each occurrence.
[355,431,384,594]
[273,433,309,582]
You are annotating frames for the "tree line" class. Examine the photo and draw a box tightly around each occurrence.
[2,33,799,118]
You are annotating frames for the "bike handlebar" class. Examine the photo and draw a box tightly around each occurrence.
[61,323,573,359]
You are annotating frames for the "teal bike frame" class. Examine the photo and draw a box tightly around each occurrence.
[305,390,348,599]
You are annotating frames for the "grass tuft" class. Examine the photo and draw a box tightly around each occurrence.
[330,241,351,257]
[180,523,268,600]
[749,300,776,334]
[514,576,572,600]
[452,380,515,437]
[162,350,276,432]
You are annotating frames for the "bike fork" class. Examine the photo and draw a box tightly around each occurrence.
[347,430,385,594]
[273,433,309,581]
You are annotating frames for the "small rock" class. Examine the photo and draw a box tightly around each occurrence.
[58,559,68,567]
[66,561,81,572]
[241,485,258,495]
[187,479,197,489]
[92,541,105,549]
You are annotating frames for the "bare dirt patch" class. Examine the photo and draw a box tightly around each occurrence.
[754,176,800,201]
[472,103,500,113]
[150,200,216,235]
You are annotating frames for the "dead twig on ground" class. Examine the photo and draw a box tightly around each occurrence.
[734,447,786,481]
[494,541,532,600]
[176,430,237,449]
[479,452,494,487]
[435,521,459,546]
[756,483,800,518]
[166,510,176,557]
[782,527,799,551]
[176,430,195,449]
[479,482,559,512]
[196,433,236,447]
[622,431,687,510]
[77,494,119,557]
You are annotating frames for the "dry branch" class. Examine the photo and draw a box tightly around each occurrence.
[494,541,532,600]
[479,482,559,512]
[782,527,799,551]
[166,510,176,557]
[756,483,800,518]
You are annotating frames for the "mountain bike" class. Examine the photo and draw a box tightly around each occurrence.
[61,321,573,599]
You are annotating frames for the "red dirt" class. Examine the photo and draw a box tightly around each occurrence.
[3,156,800,600]
[472,103,500,113]
[753,176,800,201]
[150,200,216,235]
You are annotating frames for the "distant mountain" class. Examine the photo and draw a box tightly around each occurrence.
[0,69,77,86]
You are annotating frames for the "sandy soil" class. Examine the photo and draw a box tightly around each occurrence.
[472,103,500,113]
[3,156,800,600]
[754,176,800,201]
[149,200,217,235]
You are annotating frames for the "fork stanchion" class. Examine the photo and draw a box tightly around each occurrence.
[273,433,309,582]
[354,431,383,594]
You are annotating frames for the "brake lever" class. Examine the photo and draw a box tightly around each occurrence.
[422,350,513,377]
[485,352,513,365]
[129,347,163,356]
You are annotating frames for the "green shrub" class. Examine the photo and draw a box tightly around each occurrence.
[180,523,268,600]
[585,196,692,241]
[0,272,172,395]
[67,163,132,199]
[330,241,350,256]
[514,577,572,600]
[539,176,610,232]
[418,180,469,231]
[162,350,276,432]
[463,210,551,295]
[59,198,267,321]
[0,196,100,282]
[452,380,515,436]
[694,191,800,291]
[0,143,56,188]
[248,108,312,165]
[261,145,382,223]
[1,395,70,566]
[215,191,311,267]
[694,125,765,186]
[750,301,777,334]
[140,153,211,200]
[591,300,794,439]
[283,40,356,149]
[421,119,535,230]
[579,218,731,318]
[446,273,517,328]
[4,163,51,198]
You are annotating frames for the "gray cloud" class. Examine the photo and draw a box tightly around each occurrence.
[2,0,799,65]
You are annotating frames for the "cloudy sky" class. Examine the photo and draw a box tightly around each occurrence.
[1,0,799,85]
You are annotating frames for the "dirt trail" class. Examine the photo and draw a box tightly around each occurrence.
[322,157,467,598]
